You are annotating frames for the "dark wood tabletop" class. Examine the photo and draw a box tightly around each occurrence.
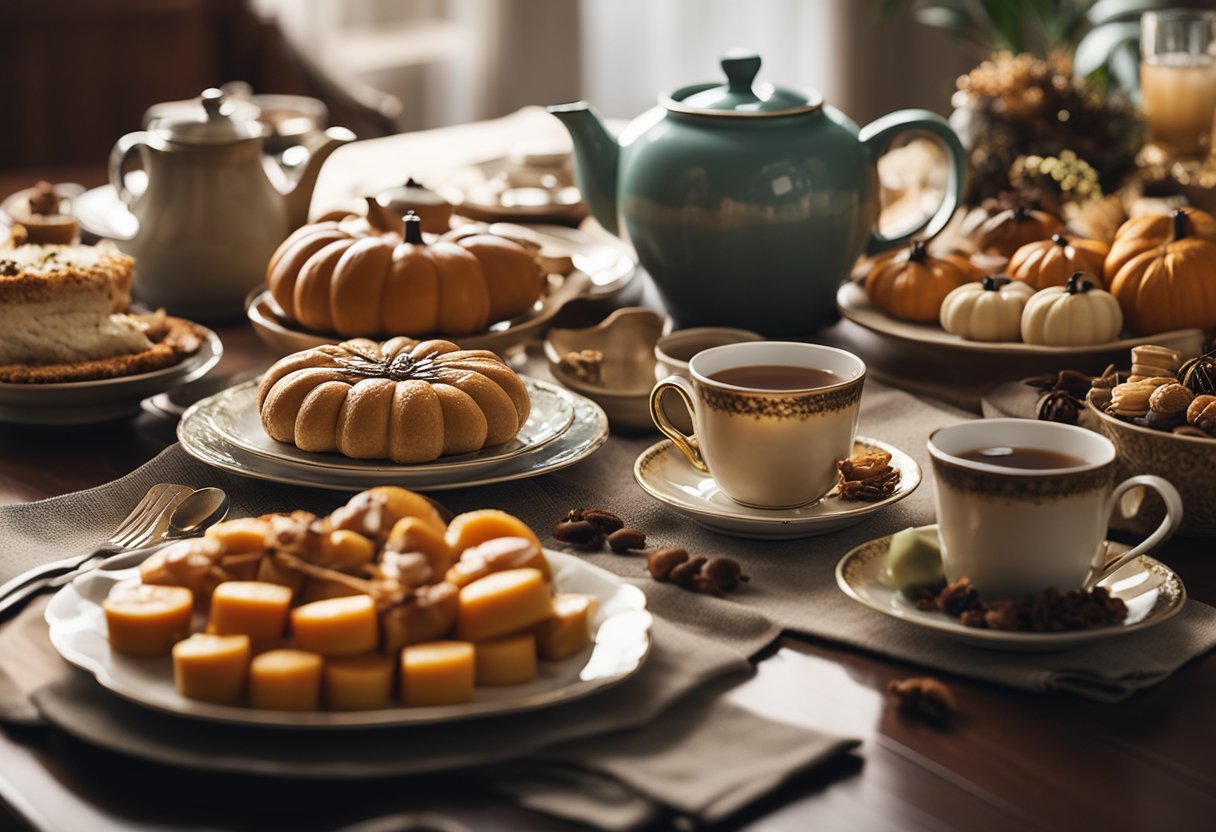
[2,167,1216,832]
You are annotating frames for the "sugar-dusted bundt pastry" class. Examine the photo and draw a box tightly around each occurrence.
[257,337,531,463]
[266,201,547,339]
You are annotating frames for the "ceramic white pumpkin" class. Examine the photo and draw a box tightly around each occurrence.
[1020,272,1123,346]
[939,275,1035,342]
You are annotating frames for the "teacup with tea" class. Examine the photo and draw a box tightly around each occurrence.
[928,419,1183,598]
[650,341,865,508]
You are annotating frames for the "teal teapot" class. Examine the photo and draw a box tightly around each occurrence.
[550,51,966,335]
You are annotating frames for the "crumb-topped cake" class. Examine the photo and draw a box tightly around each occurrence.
[0,243,203,383]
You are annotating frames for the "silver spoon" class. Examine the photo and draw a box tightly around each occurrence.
[94,487,231,573]
[0,488,230,619]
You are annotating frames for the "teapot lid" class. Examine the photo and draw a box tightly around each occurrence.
[150,88,264,144]
[665,50,822,117]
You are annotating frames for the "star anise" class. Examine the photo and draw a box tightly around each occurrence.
[838,467,902,502]
[329,343,442,383]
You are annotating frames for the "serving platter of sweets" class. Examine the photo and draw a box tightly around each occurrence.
[839,205,1214,360]
[46,487,652,728]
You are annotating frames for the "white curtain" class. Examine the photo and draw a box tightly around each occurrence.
[579,0,843,120]
[254,0,970,130]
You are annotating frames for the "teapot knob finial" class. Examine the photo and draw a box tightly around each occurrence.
[201,88,225,117]
[721,49,761,93]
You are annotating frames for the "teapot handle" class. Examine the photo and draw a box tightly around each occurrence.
[109,131,154,206]
[858,110,967,257]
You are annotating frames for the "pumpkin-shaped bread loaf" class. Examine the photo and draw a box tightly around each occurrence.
[863,240,982,322]
[257,338,531,463]
[266,205,546,339]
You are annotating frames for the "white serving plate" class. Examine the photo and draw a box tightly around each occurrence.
[633,436,920,540]
[46,549,651,728]
[201,377,576,476]
[178,384,609,492]
[835,527,1186,651]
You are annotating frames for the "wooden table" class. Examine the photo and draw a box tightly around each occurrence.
[3,115,1216,831]
[3,319,1215,831]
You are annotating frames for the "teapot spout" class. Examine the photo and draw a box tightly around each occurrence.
[282,126,356,229]
[548,102,619,236]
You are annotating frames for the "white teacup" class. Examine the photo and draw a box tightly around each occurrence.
[928,419,1183,598]
[650,342,865,509]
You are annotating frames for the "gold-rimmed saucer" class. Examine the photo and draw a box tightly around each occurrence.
[835,527,1187,651]
[633,436,920,540]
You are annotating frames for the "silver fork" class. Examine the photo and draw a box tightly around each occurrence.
[0,483,194,606]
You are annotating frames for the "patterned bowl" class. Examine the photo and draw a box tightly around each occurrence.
[1088,401,1216,537]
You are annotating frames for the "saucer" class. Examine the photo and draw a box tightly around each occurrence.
[632,436,920,539]
[835,528,1187,651]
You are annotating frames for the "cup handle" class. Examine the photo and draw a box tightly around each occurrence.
[109,131,152,206]
[649,375,708,473]
[1088,475,1184,587]
[858,109,967,257]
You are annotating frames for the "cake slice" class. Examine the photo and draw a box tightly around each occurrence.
[0,243,202,383]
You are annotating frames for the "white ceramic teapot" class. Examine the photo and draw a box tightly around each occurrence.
[109,88,353,319]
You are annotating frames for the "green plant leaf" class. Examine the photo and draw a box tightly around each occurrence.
[1087,0,1196,27]
[1075,20,1141,76]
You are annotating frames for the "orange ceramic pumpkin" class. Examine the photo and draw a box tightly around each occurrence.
[1008,233,1110,290]
[973,206,1064,257]
[266,203,546,338]
[1107,210,1216,335]
[863,241,982,322]
[1105,207,1216,279]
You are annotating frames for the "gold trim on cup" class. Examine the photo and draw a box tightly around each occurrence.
[697,375,864,419]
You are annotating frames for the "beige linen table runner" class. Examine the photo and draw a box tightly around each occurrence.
[2,381,1215,828]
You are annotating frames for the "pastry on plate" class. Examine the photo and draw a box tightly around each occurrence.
[0,242,204,383]
[257,337,531,463]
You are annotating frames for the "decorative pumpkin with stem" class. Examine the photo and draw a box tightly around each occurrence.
[863,240,982,323]
[1008,233,1110,290]
[1105,207,1216,279]
[1106,209,1216,335]
[1021,272,1123,346]
[973,206,1065,258]
[939,275,1035,342]
[266,202,547,338]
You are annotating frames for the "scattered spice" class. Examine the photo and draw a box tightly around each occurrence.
[836,450,901,502]
[607,528,646,553]
[646,547,688,581]
[888,677,957,723]
[916,576,1126,631]
[552,508,631,550]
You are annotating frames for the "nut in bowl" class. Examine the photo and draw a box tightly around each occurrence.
[544,307,672,434]
[1088,344,1216,536]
